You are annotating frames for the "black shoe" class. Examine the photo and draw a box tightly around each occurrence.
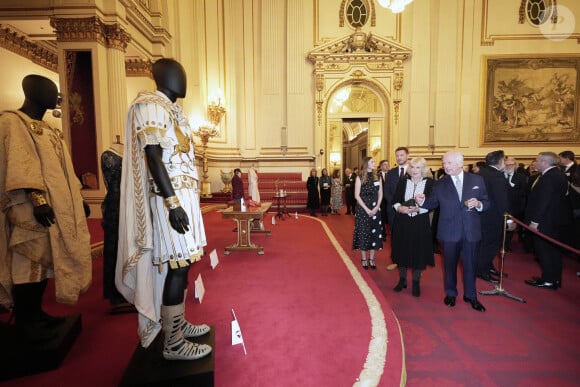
[362,260,368,270]
[532,276,561,288]
[463,296,486,312]
[444,296,456,307]
[393,278,407,292]
[369,260,376,270]
[525,278,557,290]
[477,273,499,284]
[489,268,507,277]
[412,280,420,297]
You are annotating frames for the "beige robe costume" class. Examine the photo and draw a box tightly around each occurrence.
[0,110,92,308]
[116,91,206,347]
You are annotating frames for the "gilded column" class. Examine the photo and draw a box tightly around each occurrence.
[105,24,131,140]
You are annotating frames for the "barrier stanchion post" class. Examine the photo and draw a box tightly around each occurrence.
[480,213,526,303]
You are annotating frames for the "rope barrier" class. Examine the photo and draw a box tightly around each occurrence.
[507,213,580,255]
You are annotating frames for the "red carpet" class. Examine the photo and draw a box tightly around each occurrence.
[4,208,579,386]
[0,209,404,386]
[323,212,580,387]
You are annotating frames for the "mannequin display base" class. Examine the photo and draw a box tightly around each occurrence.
[120,326,215,387]
[0,314,82,381]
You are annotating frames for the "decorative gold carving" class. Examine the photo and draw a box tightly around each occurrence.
[50,17,131,52]
[125,58,153,77]
[104,23,131,51]
[393,100,401,125]
[0,25,57,72]
[316,101,324,126]
[316,74,325,92]
[393,72,403,91]
[51,17,106,45]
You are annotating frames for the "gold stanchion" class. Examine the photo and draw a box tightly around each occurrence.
[479,213,526,303]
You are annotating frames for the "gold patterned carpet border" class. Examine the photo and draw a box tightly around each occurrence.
[310,216,389,386]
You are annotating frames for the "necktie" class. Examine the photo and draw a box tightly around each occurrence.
[506,173,512,184]
[399,167,404,178]
[453,176,462,200]
[531,174,541,189]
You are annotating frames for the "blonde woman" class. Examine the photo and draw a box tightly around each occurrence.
[391,157,434,297]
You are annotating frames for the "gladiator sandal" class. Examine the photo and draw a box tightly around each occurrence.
[161,303,212,360]
[181,291,210,338]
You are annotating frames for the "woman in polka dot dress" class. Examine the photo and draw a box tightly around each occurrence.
[352,157,384,269]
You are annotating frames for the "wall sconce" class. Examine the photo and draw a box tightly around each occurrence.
[193,121,219,198]
[428,124,435,155]
[207,88,226,127]
[330,152,341,168]
[371,139,381,155]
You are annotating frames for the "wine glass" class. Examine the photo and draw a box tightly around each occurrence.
[464,199,474,212]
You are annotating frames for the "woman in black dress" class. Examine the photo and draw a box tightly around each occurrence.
[319,168,332,216]
[391,157,434,297]
[352,157,383,269]
[306,168,320,217]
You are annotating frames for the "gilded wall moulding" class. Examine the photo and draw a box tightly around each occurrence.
[125,58,153,77]
[50,17,131,52]
[0,24,57,72]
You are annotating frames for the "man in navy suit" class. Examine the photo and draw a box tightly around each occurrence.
[416,151,489,311]
[524,152,572,289]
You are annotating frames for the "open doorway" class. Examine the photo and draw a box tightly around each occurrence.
[326,83,387,174]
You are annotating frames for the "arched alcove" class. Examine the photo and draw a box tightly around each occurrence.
[326,83,389,172]
[307,28,412,171]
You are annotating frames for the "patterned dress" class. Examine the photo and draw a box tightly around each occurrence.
[352,172,384,250]
[331,177,343,211]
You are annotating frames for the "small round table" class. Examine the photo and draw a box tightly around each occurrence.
[272,193,290,220]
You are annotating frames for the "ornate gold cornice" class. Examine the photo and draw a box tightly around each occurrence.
[50,17,131,52]
[120,0,172,46]
[125,58,152,77]
[0,24,57,72]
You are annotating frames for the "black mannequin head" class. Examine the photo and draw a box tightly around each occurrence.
[20,75,59,120]
[152,58,187,102]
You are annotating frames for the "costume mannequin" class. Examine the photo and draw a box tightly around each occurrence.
[0,75,92,332]
[248,165,261,205]
[116,58,211,360]
[101,135,134,314]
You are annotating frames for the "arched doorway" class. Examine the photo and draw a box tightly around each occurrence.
[326,83,388,174]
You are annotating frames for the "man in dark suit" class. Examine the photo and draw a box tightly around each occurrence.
[385,147,409,227]
[559,150,580,250]
[504,157,528,251]
[524,152,572,289]
[416,150,489,312]
[378,159,390,239]
[344,168,356,214]
[476,150,511,283]
[559,150,578,178]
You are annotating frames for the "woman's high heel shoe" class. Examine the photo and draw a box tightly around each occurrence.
[369,259,376,269]
[361,259,368,270]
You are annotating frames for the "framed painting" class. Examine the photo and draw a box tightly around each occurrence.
[483,56,580,144]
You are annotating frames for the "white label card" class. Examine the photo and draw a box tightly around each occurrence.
[194,274,205,303]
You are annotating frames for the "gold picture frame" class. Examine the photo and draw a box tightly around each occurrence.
[483,56,580,144]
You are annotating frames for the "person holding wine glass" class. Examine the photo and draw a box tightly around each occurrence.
[391,157,435,297]
[414,150,490,312]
